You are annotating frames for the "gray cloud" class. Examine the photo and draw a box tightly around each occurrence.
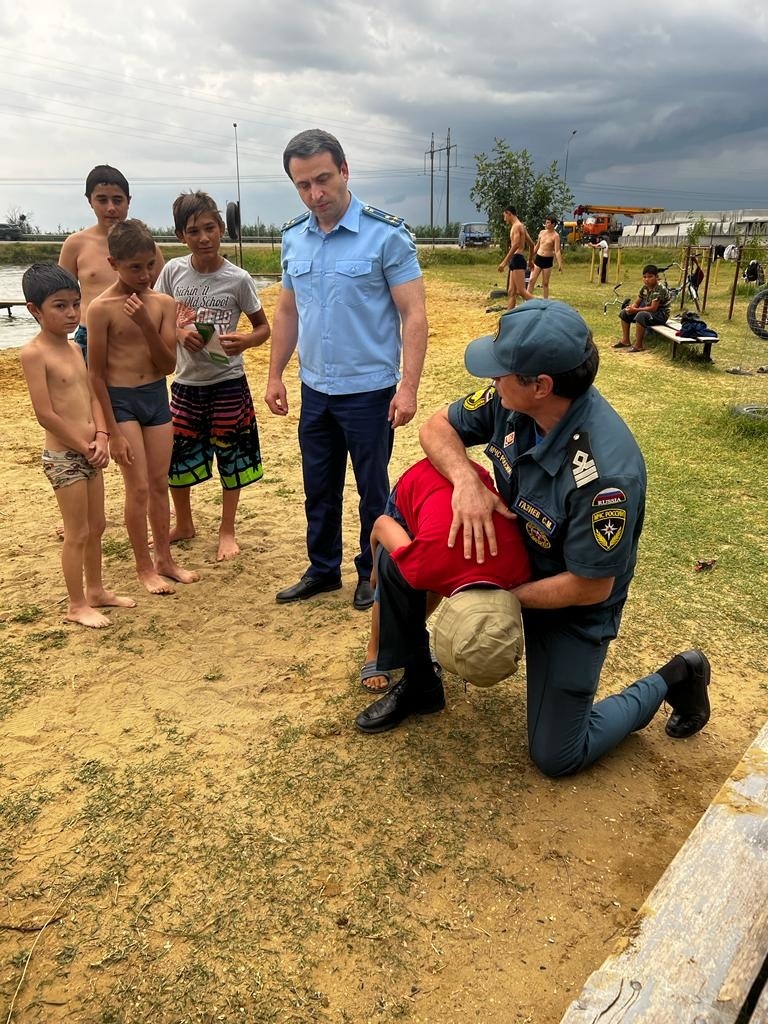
[0,1,765,232]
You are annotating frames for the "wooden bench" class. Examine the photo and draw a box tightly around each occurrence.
[0,300,27,317]
[648,317,719,362]
[559,720,768,1023]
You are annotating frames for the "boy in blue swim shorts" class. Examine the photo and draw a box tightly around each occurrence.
[88,220,199,595]
[155,191,271,561]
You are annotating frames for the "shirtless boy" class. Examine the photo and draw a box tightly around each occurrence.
[87,220,198,594]
[528,216,563,298]
[497,205,534,309]
[20,264,135,628]
[59,165,164,362]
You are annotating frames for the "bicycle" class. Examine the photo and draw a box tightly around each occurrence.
[746,285,768,340]
[602,282,629,315]
[657,258,702,311]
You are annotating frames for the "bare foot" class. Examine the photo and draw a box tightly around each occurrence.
[169,525,195,543]
[138,569,176,595]
[363,672,391,693]
[65,606,111,628]
[216,533,241,561]
[154,559,200,584]
[86,588,137,609]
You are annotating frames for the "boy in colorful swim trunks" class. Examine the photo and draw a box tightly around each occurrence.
[498,205,534,309]
[155,191,271,561]
[528,216,563,298]
[359,456,531,693]
[19,264,136,628]
[87,220,199,595]
[58,164,164,363]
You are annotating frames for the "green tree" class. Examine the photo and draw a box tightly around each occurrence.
[5,207,39,234]
[469,139,573,245]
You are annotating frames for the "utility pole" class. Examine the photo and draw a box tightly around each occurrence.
[233,122,243,268]
[424,130,457,238]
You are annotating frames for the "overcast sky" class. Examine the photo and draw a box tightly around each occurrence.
[2,1,767,234]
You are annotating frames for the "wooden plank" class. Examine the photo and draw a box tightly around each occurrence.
[560,721,768,1024]
[750,974,768,1023]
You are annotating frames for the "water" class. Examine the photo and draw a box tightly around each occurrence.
[0,266,37,348]
[0,266,276,350]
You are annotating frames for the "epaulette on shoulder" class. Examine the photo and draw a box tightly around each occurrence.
[281,211,310,233]
[361,205,404,227]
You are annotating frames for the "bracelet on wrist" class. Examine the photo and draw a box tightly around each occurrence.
[96,430,111,438]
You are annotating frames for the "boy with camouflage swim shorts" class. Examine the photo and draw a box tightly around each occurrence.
[19,264,135,628]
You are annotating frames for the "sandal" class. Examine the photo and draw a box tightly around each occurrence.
[359,659,393,694]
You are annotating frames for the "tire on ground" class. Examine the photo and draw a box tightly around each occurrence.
[746,290,768,340]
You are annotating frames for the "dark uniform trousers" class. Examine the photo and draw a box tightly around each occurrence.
[299,382,396,583]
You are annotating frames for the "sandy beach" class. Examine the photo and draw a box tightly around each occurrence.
[1,275,766,1023]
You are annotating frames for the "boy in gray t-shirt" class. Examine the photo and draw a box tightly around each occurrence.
[155,191,270,561]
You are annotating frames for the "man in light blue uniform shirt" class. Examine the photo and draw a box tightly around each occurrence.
[266,129,428,611]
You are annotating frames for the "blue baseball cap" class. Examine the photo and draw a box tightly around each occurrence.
[465,300,591,378]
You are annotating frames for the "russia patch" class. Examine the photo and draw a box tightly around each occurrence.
[592,487,627,507]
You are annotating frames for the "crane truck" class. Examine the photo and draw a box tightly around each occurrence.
[569,205,664,245]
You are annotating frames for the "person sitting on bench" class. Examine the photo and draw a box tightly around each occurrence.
[614,264,671,353]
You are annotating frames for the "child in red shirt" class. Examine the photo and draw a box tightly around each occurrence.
[361,458,531,692]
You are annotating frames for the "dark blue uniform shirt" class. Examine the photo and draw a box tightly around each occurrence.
[448,384,647,636]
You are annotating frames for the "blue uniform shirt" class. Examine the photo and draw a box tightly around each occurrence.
[280,192,421,395]
[448,384,647,625]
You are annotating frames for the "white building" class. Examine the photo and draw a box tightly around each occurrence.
[619,210,768,248]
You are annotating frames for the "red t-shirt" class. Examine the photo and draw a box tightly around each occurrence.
[390,459,531,597]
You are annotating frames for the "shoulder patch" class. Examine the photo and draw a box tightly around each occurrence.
[567,431,599,488]
[361,205,404,227]
[463,385,496,410]
[281,211,310,233]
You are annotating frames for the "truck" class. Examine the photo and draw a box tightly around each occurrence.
[458,222,491,248]
[569,206,665,245]
[0,222,23,241]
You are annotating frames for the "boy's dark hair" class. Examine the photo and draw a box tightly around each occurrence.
[550,337,599,399]
[22,263,80,309]
[642,264,659,275]
[107,219,155,261]
[283,129,346,177]
[85,164,130,200]
[172,191,225,235]
[503,204,517,215]
[545,214,557,224]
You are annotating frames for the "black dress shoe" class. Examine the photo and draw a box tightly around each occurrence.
[665,649,711,738]
[353,578,374,611]
[355,674,445,734]
[275,573,342,604]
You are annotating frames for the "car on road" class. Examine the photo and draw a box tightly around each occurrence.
[458,222,491,248]
[0,223,23,241]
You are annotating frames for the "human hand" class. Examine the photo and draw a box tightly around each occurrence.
[177,326,206,352]
[109,433,134,467]
[264,379,289,416]
[86,435,110,469]
[448,476,515,563]
[388,384,417,429]
[123,292,152,329]
[218,332,249,356]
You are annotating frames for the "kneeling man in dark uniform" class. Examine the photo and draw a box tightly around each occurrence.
[356,300,711,778]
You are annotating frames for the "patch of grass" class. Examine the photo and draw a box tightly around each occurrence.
[28,628,68,651]
[101,536,133,561]
[9,604,44,624]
